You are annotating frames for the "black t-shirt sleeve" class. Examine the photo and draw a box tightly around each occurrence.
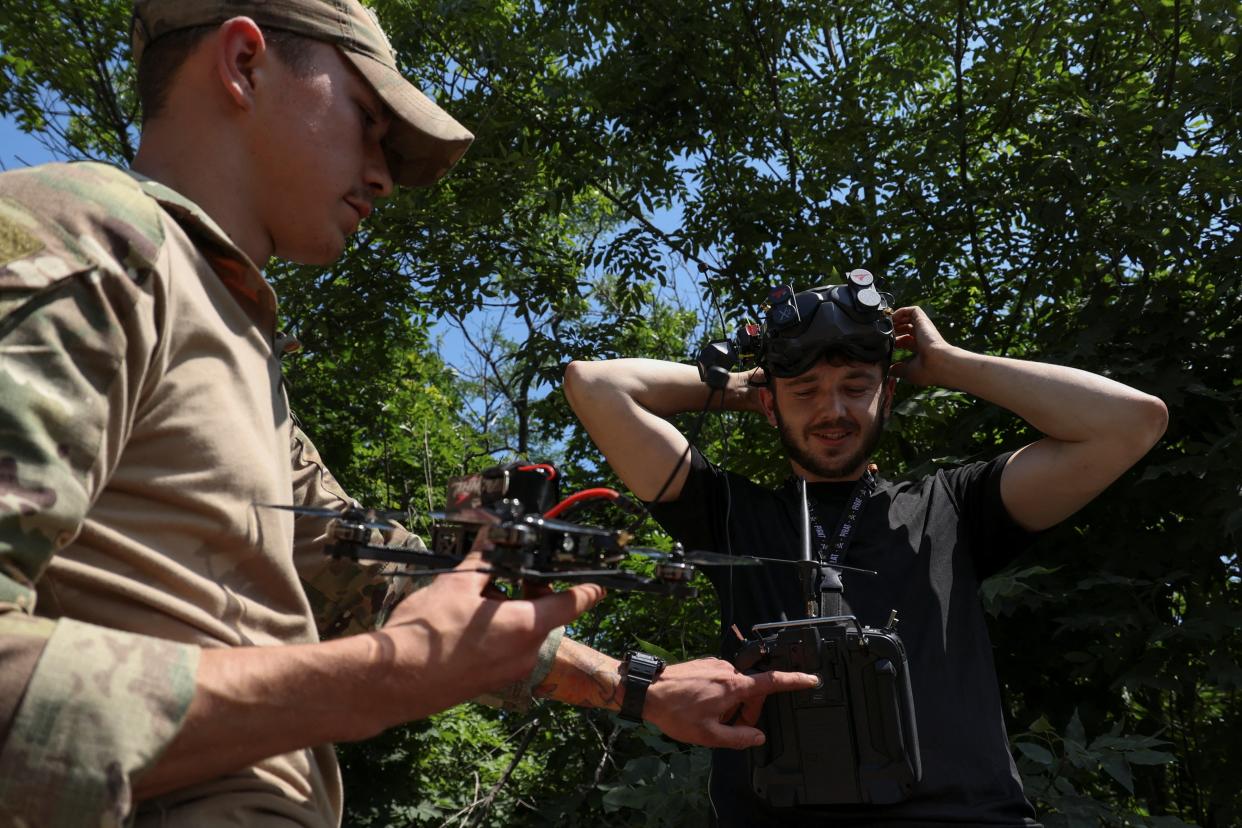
[942,450,1042,579]
[643,445,729,553]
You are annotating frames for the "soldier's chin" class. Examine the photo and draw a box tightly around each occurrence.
[276,230,348,267]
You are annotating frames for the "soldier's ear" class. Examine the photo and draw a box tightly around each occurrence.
[214,17,268,112]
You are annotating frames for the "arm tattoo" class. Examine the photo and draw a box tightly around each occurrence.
[533,641,623,710]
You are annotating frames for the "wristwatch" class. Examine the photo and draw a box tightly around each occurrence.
[618,650,666,723]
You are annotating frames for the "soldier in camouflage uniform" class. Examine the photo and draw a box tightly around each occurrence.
[0,2,818,825]
[0,1,600,824]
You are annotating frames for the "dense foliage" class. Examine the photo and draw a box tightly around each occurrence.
[2,0,1238,825]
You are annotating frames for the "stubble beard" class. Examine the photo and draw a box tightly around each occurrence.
[772,400,887,481]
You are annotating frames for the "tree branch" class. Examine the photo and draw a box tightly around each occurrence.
[465,716,544,828]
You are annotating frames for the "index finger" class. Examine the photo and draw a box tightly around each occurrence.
[891,305,919,319]
[738,669,820,697]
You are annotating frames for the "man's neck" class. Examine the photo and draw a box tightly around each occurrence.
[132,129,270,266]
[789,460,867,483]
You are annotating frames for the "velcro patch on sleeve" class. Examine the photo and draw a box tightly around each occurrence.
[0,214,44,267]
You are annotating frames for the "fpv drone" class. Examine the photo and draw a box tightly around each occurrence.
[257,461,760,596]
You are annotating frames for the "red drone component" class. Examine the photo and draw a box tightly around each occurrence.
[544,488,622,519]
[517,463,557,479]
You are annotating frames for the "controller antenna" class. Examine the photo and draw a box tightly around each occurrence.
[799,477,817,618]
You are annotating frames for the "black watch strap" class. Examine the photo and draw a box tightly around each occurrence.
[618,650,665,723]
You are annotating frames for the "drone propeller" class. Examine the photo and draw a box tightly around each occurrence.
[516,568,695,595]
[525,515,615,535]
[256,503,412,521]
[255,503,410,532]
[324,542,465,569]
[376,566,495,577]
[431,510,615,538]
[747,556,879,576]
[627,546,763,567]
[256,503,343,518]
[519,568,634,583]
[370,560,690,595]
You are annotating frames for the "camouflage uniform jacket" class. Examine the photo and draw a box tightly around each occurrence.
[0,161,561,827]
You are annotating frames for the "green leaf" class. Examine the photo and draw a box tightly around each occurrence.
[633,637,679,664]
[618,755,667,784]
[1065,710,1086,746]
[1016,742,1055,766]
[1029,715,1057,735]
[1099,754,1134,793]
[1123,749,1176,766]
[601,783,657,811]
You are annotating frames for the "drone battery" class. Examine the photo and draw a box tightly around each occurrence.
[500,464,560,515]
[445,462,560,516]
[436,462,562,559]
[746,619,921,807]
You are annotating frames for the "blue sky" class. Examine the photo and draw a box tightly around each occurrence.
[0,114,55,171]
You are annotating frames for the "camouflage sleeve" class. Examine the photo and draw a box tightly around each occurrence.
[290,423,417,637]
[0,164,200,826]
[286,425,563,709]
[473,627,564,712]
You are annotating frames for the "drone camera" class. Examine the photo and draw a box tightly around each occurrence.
[331,519,372,546]
[655,560,694,583]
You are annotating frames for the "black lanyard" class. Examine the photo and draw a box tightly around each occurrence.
[804,470,876,567]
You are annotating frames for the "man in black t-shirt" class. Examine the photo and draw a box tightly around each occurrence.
[563,295,1167,827]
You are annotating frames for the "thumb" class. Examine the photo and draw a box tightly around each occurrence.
[521,579,555,600]
[529,583,607,631]
[704,719,766,750]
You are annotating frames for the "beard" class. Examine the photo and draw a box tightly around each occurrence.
[772,398,887,481]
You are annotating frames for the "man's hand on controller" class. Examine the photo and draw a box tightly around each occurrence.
[642,657,819,749]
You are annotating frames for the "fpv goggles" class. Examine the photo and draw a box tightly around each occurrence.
[697,269,895,387]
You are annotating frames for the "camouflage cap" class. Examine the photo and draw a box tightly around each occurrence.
[131,0,474,187]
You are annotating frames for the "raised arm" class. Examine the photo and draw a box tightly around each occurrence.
[559,360,818,744]
[563,358,760,502]
[890,307,1169,531]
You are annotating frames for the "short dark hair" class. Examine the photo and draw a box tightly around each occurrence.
[137,26,318,121]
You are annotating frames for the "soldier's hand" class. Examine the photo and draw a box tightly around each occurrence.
[642,657,819,749]
[380,551,605,722]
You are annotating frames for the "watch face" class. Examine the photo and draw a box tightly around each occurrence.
[627,651,664,677]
